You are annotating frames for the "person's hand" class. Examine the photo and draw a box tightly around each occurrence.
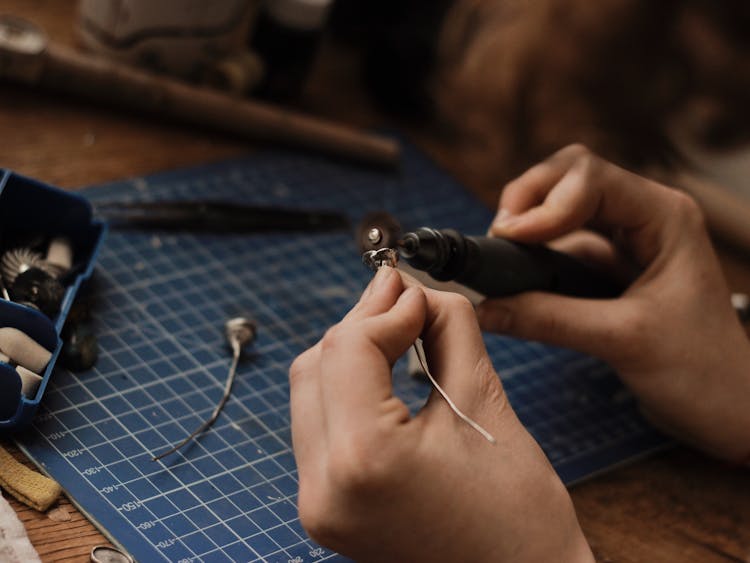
[479,144,750,463]
[290,266,593,562]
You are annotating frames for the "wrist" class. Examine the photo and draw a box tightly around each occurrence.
[549,501,594,563]
[564,530,596,563]
[506,517,593,563]
[635,337,750,463]
[507,476,594,563]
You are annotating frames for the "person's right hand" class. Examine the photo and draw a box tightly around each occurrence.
[478,145,750,463]
[290,267,593,562]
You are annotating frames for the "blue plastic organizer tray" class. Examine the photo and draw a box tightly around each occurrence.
[0,170,106,429]
[15,144,669,562]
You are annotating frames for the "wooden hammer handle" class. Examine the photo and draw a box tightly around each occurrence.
[18,41,401,168]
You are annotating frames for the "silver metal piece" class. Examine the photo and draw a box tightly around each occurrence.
[367,227,382,246]
[225,316,257,353]
[90,545,135,563]
[153,316,256,461]
[362,247,398,271]
[413,340,496,444]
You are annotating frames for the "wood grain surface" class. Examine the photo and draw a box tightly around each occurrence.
[1,1,749,562]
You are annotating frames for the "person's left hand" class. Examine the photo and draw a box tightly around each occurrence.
[289,266,593,562]
[478,145,750,462]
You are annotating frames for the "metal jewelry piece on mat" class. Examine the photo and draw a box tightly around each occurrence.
[225,317,257,353]
[152,316,257,461]
[362,247,399,271]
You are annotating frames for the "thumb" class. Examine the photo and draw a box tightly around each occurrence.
[476,292,636,362]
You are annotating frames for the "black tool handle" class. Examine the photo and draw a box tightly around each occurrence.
[462,234,621,298]
[401,228,622,299]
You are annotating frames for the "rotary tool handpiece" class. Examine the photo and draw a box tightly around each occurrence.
[398,228,622,299]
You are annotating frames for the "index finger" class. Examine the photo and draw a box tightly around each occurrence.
[318,280,427,437]
[490,145,679,264]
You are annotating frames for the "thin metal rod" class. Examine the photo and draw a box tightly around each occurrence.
[413,340,496,444]
[152,343,240,461]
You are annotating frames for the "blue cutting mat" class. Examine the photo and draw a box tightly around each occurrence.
[16,143,668,562]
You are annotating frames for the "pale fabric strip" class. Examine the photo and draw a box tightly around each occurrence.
[0,493,41,563]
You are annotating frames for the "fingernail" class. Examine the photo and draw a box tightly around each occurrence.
[476,303,512,331]
[371,265,394,295]
[492,209,519,232]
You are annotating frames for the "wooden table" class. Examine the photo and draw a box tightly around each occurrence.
[1,1,749,561]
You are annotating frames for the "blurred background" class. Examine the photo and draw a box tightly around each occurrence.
[331,0,750,199]
[2,0,750,202]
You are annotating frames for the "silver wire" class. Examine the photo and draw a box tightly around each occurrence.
[413,340,496,444]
